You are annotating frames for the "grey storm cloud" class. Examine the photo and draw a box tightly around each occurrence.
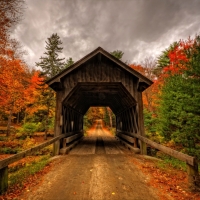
[13,0,200,67]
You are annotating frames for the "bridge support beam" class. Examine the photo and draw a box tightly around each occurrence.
[137,92,147,155]
[54,91,62,155]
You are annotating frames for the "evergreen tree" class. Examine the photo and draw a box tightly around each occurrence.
[110,50,124,60]
[36,33,65,79]
[65,57,74,68]
[35,33,65,139]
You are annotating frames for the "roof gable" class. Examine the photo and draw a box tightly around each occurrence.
[46,47,153,88]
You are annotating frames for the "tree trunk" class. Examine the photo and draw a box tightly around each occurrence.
[24,112,27,124]
[44,108,50,140]
[107,107,112,129]
[44,115,48,140]
[17,112,20,124]
[6,109,12,137]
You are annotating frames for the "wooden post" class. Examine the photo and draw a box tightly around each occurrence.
[133,138,139,148]
[0,166,8,194]
[137,92,147,155]
[53,91,63,155]
[187,159,200,190]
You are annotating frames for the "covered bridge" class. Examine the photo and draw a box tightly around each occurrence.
[46,47,153,154]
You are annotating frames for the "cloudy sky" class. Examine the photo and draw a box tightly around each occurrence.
[13,0,200,68]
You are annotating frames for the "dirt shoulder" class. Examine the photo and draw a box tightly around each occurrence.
[129,154,200,200]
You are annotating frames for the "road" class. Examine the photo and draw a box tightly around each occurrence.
[20,122,160,200]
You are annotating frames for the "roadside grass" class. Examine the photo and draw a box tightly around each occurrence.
[156,153,187,171]
[155,152,200,173]
[8,155,51,186]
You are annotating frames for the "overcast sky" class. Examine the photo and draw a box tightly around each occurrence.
[13,0,200,68]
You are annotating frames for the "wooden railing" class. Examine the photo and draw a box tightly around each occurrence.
[0,132,83,194]
[116,131,199,190]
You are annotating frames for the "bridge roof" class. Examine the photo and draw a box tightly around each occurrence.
[46,47,153,87]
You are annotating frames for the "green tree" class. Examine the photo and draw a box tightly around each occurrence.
[35,33,65,139]
[65,57,74,68]
[110,50,124,60]
[157,36,200,158]
[36,77,55,140]
[36,33,65,79]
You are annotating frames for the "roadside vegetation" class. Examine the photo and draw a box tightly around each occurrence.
[9,155,50,186]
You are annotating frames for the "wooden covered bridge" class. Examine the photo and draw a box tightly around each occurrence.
[46,47,152,155]
[0,47,199,195]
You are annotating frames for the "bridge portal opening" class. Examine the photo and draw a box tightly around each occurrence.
[83,107,116,136]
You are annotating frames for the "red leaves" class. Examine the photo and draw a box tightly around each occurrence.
[163,38,194,76]
[130,64,159,113]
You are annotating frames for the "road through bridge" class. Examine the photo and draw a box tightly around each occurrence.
[19,122,159,200]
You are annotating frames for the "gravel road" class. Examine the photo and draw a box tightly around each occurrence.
[19,124,160,200]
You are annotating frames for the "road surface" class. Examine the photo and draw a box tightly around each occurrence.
[20,122,160,200]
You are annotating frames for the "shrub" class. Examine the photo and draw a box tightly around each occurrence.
[17,122,38,139]
[0,147,19,154]
[22,137,36,150]
[36,122,45,132]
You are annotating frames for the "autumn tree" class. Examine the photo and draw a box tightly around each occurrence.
[157,42,178,71]
[0,0,25,54]
[0,50,28,135]
[0,0,26,134]
[130,60,159,136]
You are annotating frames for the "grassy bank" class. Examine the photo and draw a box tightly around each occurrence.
[9,155,51,186]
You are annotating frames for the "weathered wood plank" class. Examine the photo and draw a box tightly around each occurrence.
[115,136,140,154]
[117,131,195,166]
[117,132,135,144]
[60,136,83,155]
[0,132,83,170]
[63,133,83,147]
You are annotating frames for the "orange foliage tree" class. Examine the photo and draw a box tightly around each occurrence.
[130,57,159,114]
[0,49,28,135]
